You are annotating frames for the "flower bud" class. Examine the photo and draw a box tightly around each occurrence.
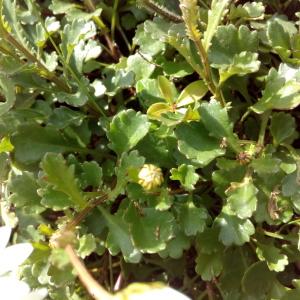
[138,164,163,191]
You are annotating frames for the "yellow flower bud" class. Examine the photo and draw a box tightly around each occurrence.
[138,164,163,191]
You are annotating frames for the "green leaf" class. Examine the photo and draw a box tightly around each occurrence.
[11,124,84,165]
[136,133,176,168]
[125,205,175,253]
[282,171,299,197]
[41,153,86,209]
[219,51,260,84]
[49,0,79,15]
[56,80,90,107]
[267,19,290,49]
[203,0,230,51]
[49,248,70,269]
[229,2,265,21]
[0,74,16,116]
[1,0,34,51]
[8,172,44,214]
[147,102,172,120]
[170,164,199,191]
[251,156,281,175]
[110,151,145,201]
[199,99,241,152]
[107,109,150,155]
[127,53,155,81]
[78,234,96,259]
[176,121,225,166]
[40,188,74,211]
[80,161,103,189]
[136,78,164,108]
[212,158,247,197]
[242,261,277,298]
[195,250,223,281]
[56,6,102,22]
[251,64,300,113]
[159,227,190,259]
[216,208,255,246]
[99,206,142,263]
[267,18,294,61]
[49,107,86,129]
[133,23,165,56]
[0,136,14,153]
[144,18,203,75]
[103,67,135,97]
[256,242,289,272]
[177,201,208,236]
[219,247,249,295]
[270,112,297,146]
[161,59,194,78]
[209,25,259,83]
[157,76,177,104]
[196,227,222,254]
[176,80,208,107]
[226,177,258,219]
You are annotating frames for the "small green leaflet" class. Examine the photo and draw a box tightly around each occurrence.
[226,177,258,219]
[176,121,225,166]
[107,109,150,155]
[41,153,86,209]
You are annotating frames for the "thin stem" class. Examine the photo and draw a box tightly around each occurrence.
[197,290,208,300]
[262,230,285,240]
[4,32,70,92]
[117,24,132,53]
[257,110,271,146]
[109,254,114,292]
[179,2,225,106]
[66,195,108,230]
[84,0,96,11]
[282,143,300,161]
[193,37,225,106]
[280,218,300,232]
[139,0,183,23]
[83,0,119,61]
[111,0,119,41]
[29,0,108,118]
[65,244,113,300]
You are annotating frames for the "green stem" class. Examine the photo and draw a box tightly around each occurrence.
[197,290,208,300]
[111,0,119,41]
[280,218,300,232]
[180,2,225,107]
[117,24,131,53]
[192,34,226,106]
[66,195,108,230]
[83,0,119,60]
[139,0,183,23]
[257,110,271,146]
[83,0,96,11]
[281,143,300,161]
[262,230,285,240]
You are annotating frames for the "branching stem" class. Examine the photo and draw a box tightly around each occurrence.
[3,31,70,92]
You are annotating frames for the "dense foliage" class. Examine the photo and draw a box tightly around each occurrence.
[0,0,300,299]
